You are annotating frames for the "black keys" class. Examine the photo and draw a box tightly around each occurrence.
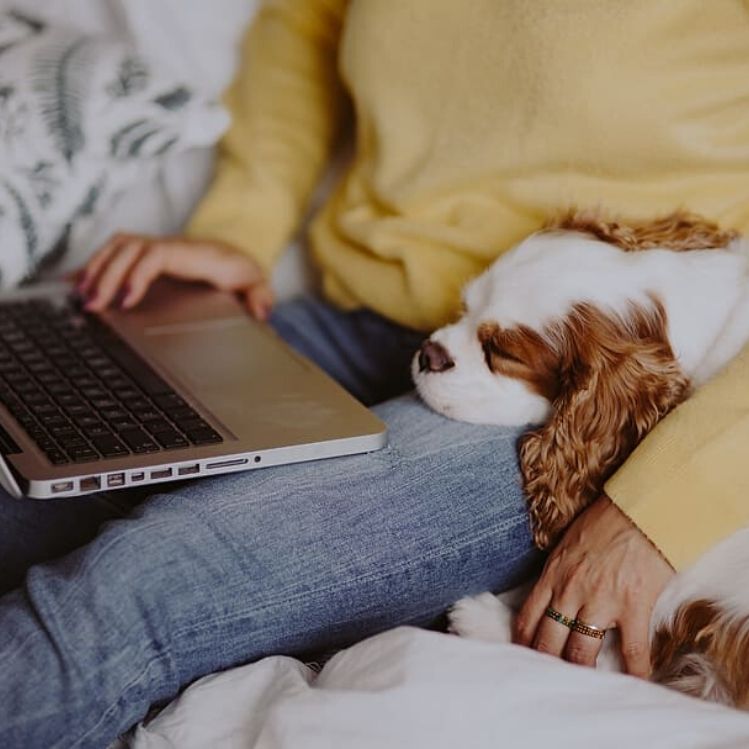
[104,339,172,396]
[152,393,188,410]
[75,415,106,430]
[145,419,174,434]
[185,427,222,445]
[48,423,78,438]
[119,428,160,454]
[175,417,211,432]
[111,419,139,432]
[153,429,189,449]
[0,298,224,462]
[67,445,99,463]
[90,434,129,458]
[82,423,114,438]
[43,448,69,465]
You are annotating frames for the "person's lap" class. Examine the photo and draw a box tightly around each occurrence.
[0,295,540,748]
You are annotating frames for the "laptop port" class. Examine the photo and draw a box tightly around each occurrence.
[150,468,173,480]
[130,472,145,482]
[206,458,248,470]
[52,481,74,494]
[107,473,125,488]
[177,464,200,476]
[80,476,101,492]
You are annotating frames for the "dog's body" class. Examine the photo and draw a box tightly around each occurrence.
[412,210,749,707]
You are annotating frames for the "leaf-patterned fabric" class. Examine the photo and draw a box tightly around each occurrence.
[0,11,228,287]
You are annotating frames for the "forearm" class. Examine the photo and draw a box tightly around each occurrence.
[187,0,349,270]
[605,342,749,570]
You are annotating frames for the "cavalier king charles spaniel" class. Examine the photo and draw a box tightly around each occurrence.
[412,209,749,708]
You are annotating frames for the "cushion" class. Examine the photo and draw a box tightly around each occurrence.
[0,10,228,287]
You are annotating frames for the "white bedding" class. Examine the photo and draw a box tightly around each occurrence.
[122,627,749,749]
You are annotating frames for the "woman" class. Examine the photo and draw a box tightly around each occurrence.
[3,1,749,746]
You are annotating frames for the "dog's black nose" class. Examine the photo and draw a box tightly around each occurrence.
[418,340,455,373]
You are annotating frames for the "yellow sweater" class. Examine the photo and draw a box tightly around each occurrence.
[188,0,749,570]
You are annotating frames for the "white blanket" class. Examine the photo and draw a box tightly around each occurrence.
[125,627,749,749]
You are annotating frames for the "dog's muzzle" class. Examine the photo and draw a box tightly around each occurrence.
[418,340,455,373]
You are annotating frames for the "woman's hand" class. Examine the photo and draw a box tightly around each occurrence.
[76,234,274,320]
[513,495,675,677]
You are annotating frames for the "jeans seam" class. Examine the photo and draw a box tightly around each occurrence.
[69,650,167,749]
[171,513,531,641]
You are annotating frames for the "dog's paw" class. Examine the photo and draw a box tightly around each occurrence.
[448,592,513,643]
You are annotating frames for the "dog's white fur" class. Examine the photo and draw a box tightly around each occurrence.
[412,226,749,705]
[413,230,749,425]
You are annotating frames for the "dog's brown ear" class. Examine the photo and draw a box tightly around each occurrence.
[519,300,689,549]
[546,208,738,252]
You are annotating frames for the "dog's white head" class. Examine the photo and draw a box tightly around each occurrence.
[413,209,738,430]
[412,229,644,428]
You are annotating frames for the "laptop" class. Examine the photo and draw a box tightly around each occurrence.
[0,279,387,499]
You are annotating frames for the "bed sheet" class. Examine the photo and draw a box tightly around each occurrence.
[120,626,749,749]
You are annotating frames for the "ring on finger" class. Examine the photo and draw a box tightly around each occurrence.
[544,605,576,629]
[571,618,606,640]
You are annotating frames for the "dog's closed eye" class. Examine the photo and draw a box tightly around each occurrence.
[480,338,523,369]
[477,322,561,400]
[478,323,529,371]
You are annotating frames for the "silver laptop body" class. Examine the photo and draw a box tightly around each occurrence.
[0,280,387,499]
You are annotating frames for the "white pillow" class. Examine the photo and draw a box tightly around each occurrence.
[12,0,258,96]
[0,10,228,287]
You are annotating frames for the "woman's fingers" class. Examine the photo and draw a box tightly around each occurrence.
[618,609,652,678]
[562,605,612,667]
[77,234,273,315]
[120,242,181,309]
[78,232,131,294]
[85,239,146,311]
[121,241,232,308]
[513,580,552,646]
[244,282,275,321]
[531,603,577,657]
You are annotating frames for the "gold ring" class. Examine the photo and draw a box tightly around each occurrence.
[544,605,576,629]
[571,619,606,640]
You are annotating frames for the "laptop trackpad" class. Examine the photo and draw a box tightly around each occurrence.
[145,320,344,442]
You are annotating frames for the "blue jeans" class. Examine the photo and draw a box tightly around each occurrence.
[0,296,539,748]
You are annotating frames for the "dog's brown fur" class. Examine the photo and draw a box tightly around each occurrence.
[651,599,749,708]
[546,209,738,252]
[478,322,560,402]
[480,300,690,549]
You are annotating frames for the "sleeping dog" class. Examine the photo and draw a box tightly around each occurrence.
[412,210,749,707]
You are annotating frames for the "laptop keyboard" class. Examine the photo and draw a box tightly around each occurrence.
[0,298,223,465]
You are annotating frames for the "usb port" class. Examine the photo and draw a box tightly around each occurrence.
[52,481,74,494]
[150,468,173,480]
[80,476,101,492]
[178,464,200,476]
[107,473,125,488]
[131,472,145,482]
